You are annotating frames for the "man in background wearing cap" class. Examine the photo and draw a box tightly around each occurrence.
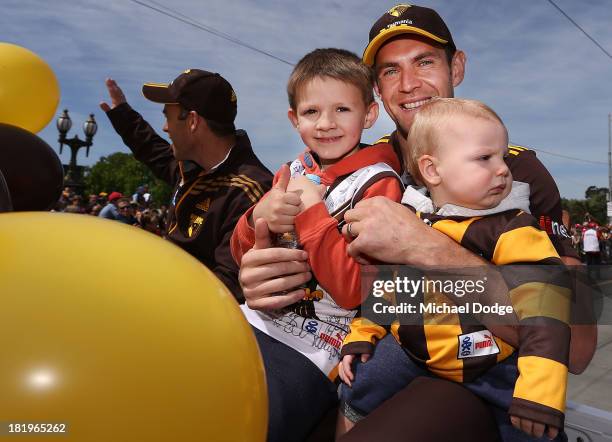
[238,4,595,440]
[98,191,123,220]
[100,70,272,302]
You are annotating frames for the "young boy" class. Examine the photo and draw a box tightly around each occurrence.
[230,48,404,441]
[338,99,571,441]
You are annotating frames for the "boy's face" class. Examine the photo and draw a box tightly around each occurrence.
[288,77,378,169]
[431,115,511,209]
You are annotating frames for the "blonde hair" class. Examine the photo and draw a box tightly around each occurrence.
[287,48,375,110]
[406,98,508,185]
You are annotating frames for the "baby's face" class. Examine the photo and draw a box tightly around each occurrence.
[434,115,512,210]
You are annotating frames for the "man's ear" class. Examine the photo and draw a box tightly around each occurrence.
[450,50,466,88]
[418,154,441,186]
[363,101,379,129]
[287,108,299,129]
[188,111,200,132]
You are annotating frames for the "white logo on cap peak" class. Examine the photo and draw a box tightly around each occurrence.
[387,19,413,30]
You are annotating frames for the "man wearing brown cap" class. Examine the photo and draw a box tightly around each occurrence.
[351,4,579,272]
[237,4,595,441]
[100,70,272,302]
[347,6,592,421]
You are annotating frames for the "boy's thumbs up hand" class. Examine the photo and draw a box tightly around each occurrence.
[273,164,291,192]
[252,164,302,234]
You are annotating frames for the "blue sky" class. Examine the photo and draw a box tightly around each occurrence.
[3,0,611,199]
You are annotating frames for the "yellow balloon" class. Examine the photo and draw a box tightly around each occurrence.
[0,213,267,441]
[0,43,60,133]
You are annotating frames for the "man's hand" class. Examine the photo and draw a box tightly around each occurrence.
[510,415,559,440]
[252,165,301,233]
[338,353,371,387]
[287,175,325,211]
[343,196,421,264]
[344,197,491,267]
[239,218,311,310]
[99,78,127,112]
[343,197,442,265]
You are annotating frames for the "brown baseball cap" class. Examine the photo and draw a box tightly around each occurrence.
[363,4,456,66]
[142,69,237,125]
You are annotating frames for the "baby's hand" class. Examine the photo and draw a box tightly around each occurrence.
[510,415,559,440]
[252,165,301,233]
[287,175,325,211]
[338,353,371,387]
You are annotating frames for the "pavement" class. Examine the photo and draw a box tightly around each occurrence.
[567,271,612,412]
[567,324,612,411]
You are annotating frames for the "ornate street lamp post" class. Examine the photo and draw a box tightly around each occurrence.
[56,109,97,188]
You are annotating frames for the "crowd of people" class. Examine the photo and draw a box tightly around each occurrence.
[570,216,612,265]
[53,186,168,236]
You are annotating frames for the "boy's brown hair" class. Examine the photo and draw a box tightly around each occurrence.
[406,98,508,185]
[287,48,375,110]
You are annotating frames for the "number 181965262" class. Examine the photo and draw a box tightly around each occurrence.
[4,423,67,435]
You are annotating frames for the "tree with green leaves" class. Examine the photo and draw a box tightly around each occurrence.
[83,152,171,205]
[562,186,608,225]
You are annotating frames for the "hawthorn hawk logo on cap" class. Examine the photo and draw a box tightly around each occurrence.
[388,4,410,17]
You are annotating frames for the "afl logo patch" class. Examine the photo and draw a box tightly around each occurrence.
[457,331,500,359]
